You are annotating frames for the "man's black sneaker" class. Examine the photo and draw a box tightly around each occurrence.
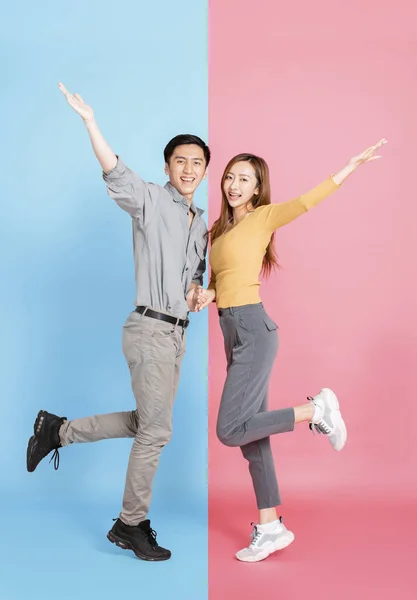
[26,410,66,472]
[107,518,171,561]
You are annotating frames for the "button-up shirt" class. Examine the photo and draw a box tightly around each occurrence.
[103,157,207,319]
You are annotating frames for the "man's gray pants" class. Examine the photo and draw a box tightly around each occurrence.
[217,303,295,509]
[59,309,186,525]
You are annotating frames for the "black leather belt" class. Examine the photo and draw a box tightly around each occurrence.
[135,306,190,329]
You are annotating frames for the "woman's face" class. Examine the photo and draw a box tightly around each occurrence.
[223,161,259,210]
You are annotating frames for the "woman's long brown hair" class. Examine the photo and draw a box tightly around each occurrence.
[209,153,279,276]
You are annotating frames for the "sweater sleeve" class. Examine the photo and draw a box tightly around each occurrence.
[260,177,340,232]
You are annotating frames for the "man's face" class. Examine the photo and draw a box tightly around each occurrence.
[165,144,207,201]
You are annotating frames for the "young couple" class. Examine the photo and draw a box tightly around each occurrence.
[26,83,386,563]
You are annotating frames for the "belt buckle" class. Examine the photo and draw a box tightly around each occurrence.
[183,319,190,329]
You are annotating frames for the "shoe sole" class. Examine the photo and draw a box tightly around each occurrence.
[321,388,347,451]
[107,531,171,561]
[26,436,36,472]
[235,531,295,563]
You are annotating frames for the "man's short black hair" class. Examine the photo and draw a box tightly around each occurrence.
[164,134,211,166]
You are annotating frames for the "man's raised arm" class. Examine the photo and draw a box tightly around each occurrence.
[58,82,117,174]
[58,82,160,223]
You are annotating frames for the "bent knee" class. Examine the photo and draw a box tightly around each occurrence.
[216,426,240,447]
[135,428,172,448]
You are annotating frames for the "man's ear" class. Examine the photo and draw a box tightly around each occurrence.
[164,162,169,176]
[202,168,208,181]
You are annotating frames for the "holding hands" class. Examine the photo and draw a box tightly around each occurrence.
[195,287,216,311]
[186,286,216,312]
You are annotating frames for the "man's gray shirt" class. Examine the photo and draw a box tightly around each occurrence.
[103,157,207,319]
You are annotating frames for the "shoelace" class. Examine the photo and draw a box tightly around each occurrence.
[249,523,263,547]
[111,518,159,547]
[49,448,60,470]
[311,419,332,435]
[307,396,332,436]
[147,527,158,548]
[309,422,321,434]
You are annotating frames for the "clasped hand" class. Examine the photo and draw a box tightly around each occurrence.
[186,286,216,312]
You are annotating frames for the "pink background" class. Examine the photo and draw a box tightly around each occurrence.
[208,1,417,597]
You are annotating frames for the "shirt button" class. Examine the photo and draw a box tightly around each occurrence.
[186,268,189,271]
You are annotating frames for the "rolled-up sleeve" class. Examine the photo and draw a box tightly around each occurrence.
[191,237,207,287]
[103,157,159,225]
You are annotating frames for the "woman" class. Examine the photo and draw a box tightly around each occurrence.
[196,139,387,562]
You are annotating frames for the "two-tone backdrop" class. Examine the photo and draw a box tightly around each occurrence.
[1,1,416,599]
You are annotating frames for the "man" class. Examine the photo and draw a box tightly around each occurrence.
[26,83,210,562]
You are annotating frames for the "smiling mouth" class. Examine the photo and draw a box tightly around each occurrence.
[228,192,241,199]
[180,177,195,184]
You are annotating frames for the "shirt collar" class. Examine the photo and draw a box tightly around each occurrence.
[164,181,205,216]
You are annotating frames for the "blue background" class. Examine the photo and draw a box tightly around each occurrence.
[0,2,208,598]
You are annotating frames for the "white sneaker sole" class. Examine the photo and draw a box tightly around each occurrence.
[235,531,295,563]
[321,388,347,451]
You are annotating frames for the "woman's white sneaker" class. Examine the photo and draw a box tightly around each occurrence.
[235,517,295,563]
[309,388,347,451]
